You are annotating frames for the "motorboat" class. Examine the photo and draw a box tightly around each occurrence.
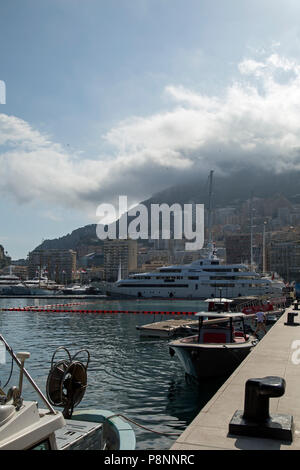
[0,337,136,450]
[169,312,258,380]
[22,276,59,291]
[60,284,88,294]
[58,285,100,295]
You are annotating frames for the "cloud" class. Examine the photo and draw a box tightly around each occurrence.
[1,52,300,213]
[40,209,63,222]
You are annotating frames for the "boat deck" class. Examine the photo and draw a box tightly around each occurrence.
[136,318,199,338]
[137,311,282,338]
[55,420,103,450]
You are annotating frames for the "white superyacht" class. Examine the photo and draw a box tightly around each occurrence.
[105,171,285,300]
[106,245,284,300]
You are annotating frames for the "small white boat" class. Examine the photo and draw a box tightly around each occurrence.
[60,285,94,295]
[169,312,258,380]
[0,338,136,450]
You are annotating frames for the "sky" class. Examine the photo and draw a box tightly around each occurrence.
[2,0,300,258]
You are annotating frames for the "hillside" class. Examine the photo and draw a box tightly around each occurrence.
[35,168,300,253]
[35,224,99,252]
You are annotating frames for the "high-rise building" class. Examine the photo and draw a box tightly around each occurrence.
[0,265,28,280]
[225,234,251,264]
[225,233,262,266]
[0,245,11,269]
[104,239,137,281]
[266,240,300,282]
[28,249,76,283]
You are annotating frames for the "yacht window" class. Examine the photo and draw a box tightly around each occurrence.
[28,438,51,450]
[202,268,231,272]
[210,276,235,280]
[159,269,182,273]
[209,283,235,287]
[118,283,189,288]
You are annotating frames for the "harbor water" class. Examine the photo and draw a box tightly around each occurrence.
[0,297,230,450]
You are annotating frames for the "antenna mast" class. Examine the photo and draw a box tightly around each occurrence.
[250,192,254,270]
[262,221,267,274]
[207,170,214,245]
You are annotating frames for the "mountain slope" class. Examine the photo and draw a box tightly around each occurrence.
[35,168,300,252]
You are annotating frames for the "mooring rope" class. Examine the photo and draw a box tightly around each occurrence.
[106,413,181,437]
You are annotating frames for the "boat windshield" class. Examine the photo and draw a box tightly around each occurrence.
[197,314,247,343]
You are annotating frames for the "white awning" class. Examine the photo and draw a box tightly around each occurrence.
[195,312,246,318]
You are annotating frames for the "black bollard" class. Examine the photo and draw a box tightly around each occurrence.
[284,310,299,326]
[243,377,284,422]
[229,376,293,441]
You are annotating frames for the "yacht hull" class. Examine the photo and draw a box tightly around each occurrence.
[107,285,283,300]
[0,286,52,296]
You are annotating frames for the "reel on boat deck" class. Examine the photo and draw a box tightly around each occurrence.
[46,346,90,419]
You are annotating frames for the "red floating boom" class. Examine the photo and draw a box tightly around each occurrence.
[0,306,196,315]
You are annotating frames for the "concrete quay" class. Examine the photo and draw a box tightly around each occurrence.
[171,305,300,450]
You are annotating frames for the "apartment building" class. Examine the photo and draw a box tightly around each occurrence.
[104,239,137,281]
[28,249,76,283]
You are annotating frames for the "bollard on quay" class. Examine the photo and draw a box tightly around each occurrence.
[229,376,294,441]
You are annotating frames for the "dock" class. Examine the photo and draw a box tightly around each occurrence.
[171,304,300,450]
[137,318,199,338]
[137,311,280,338]
[136,317,239,338]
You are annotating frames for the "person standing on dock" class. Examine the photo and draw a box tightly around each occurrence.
[253,310,267,337]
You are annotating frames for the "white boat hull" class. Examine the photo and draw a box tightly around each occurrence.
[107,283,283,300]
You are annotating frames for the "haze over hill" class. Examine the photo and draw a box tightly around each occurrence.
[4,46,300,259]
[34,168,300,253]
